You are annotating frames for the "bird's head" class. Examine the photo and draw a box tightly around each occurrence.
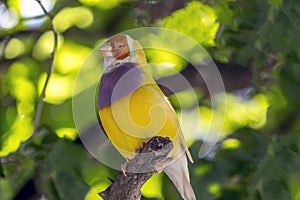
[99,34,146,72]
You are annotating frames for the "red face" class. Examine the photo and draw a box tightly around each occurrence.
[108,34,130,60]
[99,34,130,60]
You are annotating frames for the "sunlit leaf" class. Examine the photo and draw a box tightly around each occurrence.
[225,94,268,129]
[146,49,186,78]
[85,184,105,200]
[6,0,21,14]
[0,61,37,156]
[6,62,29,79]
[38,73,73,104]
[169,88,198,109]
[37,40,92,103]
[207,182,221,196]
[141,174,163,198]
[0,115,34,156]
[83,164,110,200]
[194,164,212,176]
[55,127,77,140]
[9,78,36,103]
[197,105,232,142]
[53,6,93,33]
[162,1,219,46]
[264,87,289,131]
[79,0,125,10]
[221,138,241,150]
[290,180,300,200]
[4,38,25,59]
[32,31,64,60]
[197,93,268,143]
[55,40,92,74]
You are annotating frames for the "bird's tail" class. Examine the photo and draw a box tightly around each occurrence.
[164,154,196,200]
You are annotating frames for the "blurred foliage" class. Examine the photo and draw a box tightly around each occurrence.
[0,0,300,199]
[162,1,219,46]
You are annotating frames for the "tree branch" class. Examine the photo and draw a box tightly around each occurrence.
[158,61,253,97]
[33,0,58,135]
[99,136,173,200]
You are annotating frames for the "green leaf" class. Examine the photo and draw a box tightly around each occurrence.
[269,0,282,6]
[48,171,90,200]
[214,0,234,24]
[277,149,300,172]
[43,140,91,199]
[48,140,89,173]
[280,62,300,105]
[261,181,291,200]
[0,179,13,200]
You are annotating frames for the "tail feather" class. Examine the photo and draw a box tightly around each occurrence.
[186,149,194,163]
[164,154,196,200]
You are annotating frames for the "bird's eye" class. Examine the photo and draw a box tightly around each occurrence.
[117,44,124,49]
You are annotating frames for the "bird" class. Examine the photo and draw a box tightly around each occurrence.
[97,34,196,200]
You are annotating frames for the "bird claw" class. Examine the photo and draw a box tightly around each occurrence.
[155,166,164,174]
[121,158,131,176]
[134,142,147,153]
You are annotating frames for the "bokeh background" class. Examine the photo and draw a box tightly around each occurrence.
[0,0,300,199]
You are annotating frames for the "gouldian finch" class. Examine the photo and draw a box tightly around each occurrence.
[97,34,196,200]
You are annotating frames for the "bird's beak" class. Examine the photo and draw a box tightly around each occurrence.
[98,42,113,57]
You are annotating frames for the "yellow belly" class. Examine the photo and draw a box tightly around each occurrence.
[99,84,182,159]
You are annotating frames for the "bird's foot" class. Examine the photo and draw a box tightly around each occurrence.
[134,142,147,153]
[155,166,165,174]
[121,158,131,177]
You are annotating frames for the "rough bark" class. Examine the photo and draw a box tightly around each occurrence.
[99,136,173,200]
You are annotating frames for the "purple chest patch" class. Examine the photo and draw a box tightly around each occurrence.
[98,63,144,109]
